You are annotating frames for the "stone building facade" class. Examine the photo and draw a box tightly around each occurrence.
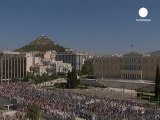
[94,52,160,80]
[0,51,26,82]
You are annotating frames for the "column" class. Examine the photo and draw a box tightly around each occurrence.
[136,74,138,80]
[25,56,27,76]
[14,57,16,78]
[140,74,141,79]
[11,56,12,80]
[17,57,18,78]
[8,56,9,81]
[5,56,6,81]
[23,57,25,78]
[20,57,21,78]
[139,74,140,80]
[132,74,134,80]
[134,74,136,80]
[0,57,2,82]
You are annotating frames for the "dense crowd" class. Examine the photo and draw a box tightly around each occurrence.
[0,82,160,120]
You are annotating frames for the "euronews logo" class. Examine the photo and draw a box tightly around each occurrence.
[136,7,151,22]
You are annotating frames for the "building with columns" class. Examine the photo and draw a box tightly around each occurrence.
[0,51,27,82]
[56,52,84,71]
[94,52,160,81]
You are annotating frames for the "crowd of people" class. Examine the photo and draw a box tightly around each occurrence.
[0,82,160,120]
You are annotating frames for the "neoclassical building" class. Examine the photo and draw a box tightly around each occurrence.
[94,52,160,80]
[0,51,27,82]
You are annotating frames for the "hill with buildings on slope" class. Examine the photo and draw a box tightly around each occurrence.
[15,35,66,53]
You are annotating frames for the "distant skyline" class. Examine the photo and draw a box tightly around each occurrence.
[0,0,160,54]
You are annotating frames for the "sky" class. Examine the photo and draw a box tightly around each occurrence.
[0,0,160,54]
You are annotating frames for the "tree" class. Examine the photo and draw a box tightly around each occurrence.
[155,64,160,98]
[50,73,58,80]
[26,104,41,120]
[29,66,37,74]
[81,63,94,75]
[67,68,79,88]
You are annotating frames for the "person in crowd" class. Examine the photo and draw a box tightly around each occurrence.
[0,82,160,120]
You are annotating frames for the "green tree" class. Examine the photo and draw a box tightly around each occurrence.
[29,66,36,73]
[155,64,160,98]
[67,68,79,88]
[81,63,94,75]
[50,73,58,80]
[26,104,41,120]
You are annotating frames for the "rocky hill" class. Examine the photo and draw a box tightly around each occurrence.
[15,35,65,52]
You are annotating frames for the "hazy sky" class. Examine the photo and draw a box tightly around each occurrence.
[0,0,160,54]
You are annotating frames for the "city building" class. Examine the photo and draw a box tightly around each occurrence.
[84,58,94,64]
[56,53,84,71]
[94,52,160,80]
[34,65,49,75]
[26,53,34,72]
[34,56,43,65]
[34,61,72,75]
[44,50,57,62]
[0,51,27,82]
[51,61,72,74]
